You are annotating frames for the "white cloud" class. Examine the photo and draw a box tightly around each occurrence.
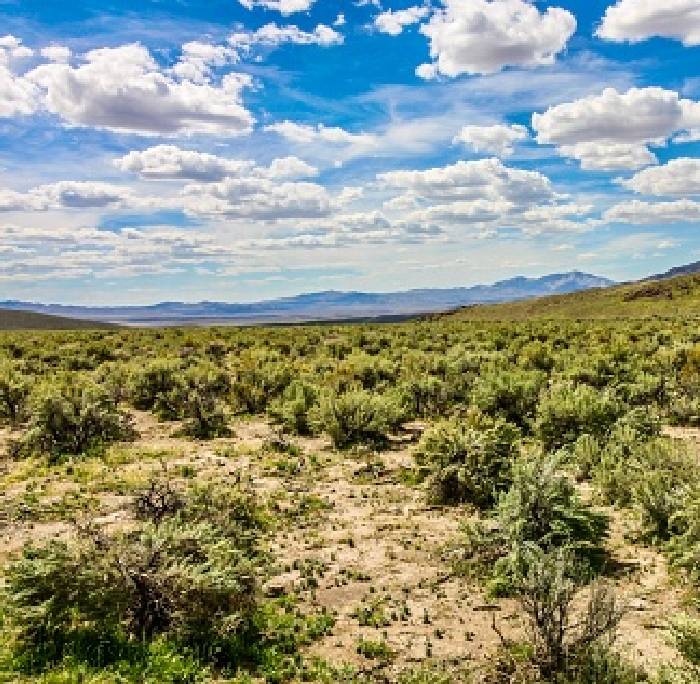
[33,181,131,208]
[597,0,700,46]
[116,145,255,181]
[116,145,318,182]
[558,142,657,171]
[378,157,555,205]
[453,123,529,157]
[171,42,237,83]
[0,65,38,117]
[0,35,33,63]
[229,23,343,54]
[25,43,255,136]
[0,181,132,211]
[603,198,700,224]
[39,45,71,63]
[238,0,315,15]
[377,157,591,236]
[532,86,700,169]
[621,157,700,195]
[416,0,576,78]
[182,177,333,220]
[374,6,429,36]
[265,120,378,155]
[267,156,318,179]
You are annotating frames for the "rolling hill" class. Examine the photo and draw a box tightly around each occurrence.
[0,308,115,330]
[0,271,613,326]
[448,272,700,321]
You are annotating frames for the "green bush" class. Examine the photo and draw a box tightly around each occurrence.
[535,383,624,451]
[0,364,30,426]
[311,388,404,448]
[268,380,319,435]
[462,454,609,595]
[129,359,182,416]
[667,489,700,584]
[3,481,267,674]
[178,385,230,439]
[12,381,135,461]
[5,521,257,668]
[415,413,520,507]
[471,368,546,430]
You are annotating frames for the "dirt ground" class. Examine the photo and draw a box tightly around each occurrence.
[0,413,695,680]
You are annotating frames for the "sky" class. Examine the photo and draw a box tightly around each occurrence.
[1,0,700,304]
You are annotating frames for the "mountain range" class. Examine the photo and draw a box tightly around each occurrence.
[0,271,614,326]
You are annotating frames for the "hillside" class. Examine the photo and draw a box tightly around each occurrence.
[0,308,115,330]
[447,272,700,320]
[0,271,613,325]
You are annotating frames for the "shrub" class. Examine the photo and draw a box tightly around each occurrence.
[0,364,30,426]
[398,373,450,419]
[311,389,404,448]
[5,521,257,667]
[129,359,182,416]
[462,453,609,594]
[4,481,266,673]
[667,489,700,584]
[594,432,693,541]
[230,353,292,414]
[415,413,520,507]
[535,383,624,451]
[515,548,624,681]
[470,369,545,430]
[178,385,230,439]
[268,380,319,435]
[13,381,135,461]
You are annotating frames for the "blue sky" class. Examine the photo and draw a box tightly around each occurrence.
[1,0,700,304]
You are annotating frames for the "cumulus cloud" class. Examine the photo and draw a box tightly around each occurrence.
[532,86,700,169]
[171,42,237,83]
[229,22,343,54]
[621,157,700,195]
[116,145,318,182]
[453,123,529,157]
[267,156,318,179]
[116,145,255,181]
[603,198,700,224]
[416,0,576,78]
[182,177,333,220]
[0,35,33,62]
[597,0,700,46]
[0,65,38,117]
[0,181,132,211]
[238,0,315,15]
[374,6,430,36]
[378,157,555,205]
[33,181,132,208]
[25,43,255,136]
[0,36,39,117]
[40,45,71,63]
[376,157,591,235]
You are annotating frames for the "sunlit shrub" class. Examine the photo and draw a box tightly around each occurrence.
[535,383,624,451]
[268,380,319,435]
[12,381,135,461]
[0,363,30,426]
[470,369,545,430]
[311,388,404,448]
[415,412,520,507]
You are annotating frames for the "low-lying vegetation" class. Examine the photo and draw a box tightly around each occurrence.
[2,308,700,681]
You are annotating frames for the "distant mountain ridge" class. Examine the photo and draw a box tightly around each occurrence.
[644,261,700,281]
[0,271,614,326]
